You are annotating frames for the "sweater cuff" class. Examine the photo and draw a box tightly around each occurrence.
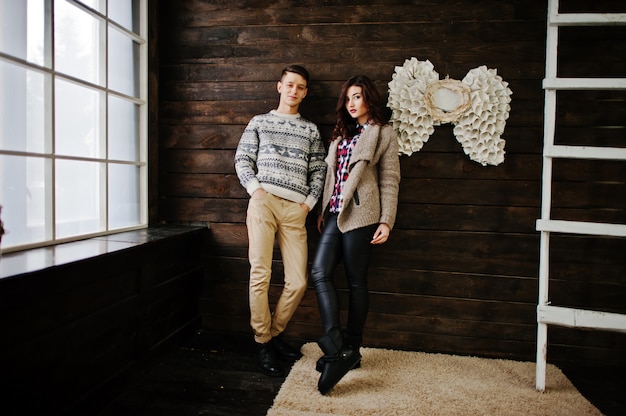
[380,214,396,230]
[245,180,262,197]
[304,195,318,211]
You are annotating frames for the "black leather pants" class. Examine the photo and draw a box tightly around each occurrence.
[311,213,377,339]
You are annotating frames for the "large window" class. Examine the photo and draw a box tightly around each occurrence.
[0,0,147,252]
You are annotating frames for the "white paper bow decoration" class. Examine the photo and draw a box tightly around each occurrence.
[387,58,512,166]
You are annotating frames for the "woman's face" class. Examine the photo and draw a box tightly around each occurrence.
[345,85,369,125]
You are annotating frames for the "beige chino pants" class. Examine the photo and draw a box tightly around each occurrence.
[246,192,308,344]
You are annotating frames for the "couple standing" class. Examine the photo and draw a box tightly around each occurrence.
[234,65,400,395]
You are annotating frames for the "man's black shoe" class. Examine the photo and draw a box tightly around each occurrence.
[317,348,361,395]
[272,335,303,361]
[256,342,283,377]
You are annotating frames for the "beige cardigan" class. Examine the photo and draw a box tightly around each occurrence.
[320,124,401,233]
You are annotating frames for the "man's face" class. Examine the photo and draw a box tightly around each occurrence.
[277,72,308,109]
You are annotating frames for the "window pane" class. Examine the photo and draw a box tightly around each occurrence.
[108,95,138,161]
[0,0,146,252]
[55,159,104,238]
[109,163,140,229]
[55,0,103,85]
[0,61,49,153]
[77,0,106,14]
[55,79,104,158]
[109,0,138,32]
[0,0,47,66]
[0,154,49,247]
[108,27,138,97]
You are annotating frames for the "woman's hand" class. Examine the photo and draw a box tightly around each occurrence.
[371,223,390,244]
[317,214,324,233]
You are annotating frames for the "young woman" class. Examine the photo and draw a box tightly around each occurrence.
[311,75,401,394]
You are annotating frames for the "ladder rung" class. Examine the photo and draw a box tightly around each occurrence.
[543,78,626,90]
[544,144,626,160]
[550,13,626,26]
[536,219,626,237]
[538,305,626,333]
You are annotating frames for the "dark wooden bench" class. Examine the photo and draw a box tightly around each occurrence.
[0,225,208,415]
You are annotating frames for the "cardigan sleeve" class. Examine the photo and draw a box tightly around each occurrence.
[377,125,401,229]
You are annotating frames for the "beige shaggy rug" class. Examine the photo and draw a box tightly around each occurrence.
[267,343,601,416]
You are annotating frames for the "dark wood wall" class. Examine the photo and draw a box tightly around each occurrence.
[155,0,626,367]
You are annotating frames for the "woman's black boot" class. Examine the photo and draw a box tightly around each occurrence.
[317,328,361,394]
[316,330,361,372]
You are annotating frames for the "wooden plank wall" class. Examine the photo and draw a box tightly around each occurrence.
[155,0,626,367]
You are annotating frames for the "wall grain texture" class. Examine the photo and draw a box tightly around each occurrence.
[155,0,626,367]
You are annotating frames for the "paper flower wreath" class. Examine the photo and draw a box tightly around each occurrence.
[387,58,512,166]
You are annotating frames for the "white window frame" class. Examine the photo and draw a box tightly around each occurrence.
[0,0,148,253]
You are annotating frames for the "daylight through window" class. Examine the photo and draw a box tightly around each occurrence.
[0,0,147,252]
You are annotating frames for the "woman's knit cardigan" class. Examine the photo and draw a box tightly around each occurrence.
[320,124,401,233]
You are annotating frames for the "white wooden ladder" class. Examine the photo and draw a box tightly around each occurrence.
[536,0,626,392]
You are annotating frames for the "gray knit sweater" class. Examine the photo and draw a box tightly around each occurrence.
[235,110,327,210]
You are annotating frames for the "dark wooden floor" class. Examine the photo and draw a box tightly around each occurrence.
[94,330,290,416]
[92,330,625,416]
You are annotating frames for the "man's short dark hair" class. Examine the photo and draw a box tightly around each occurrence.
[281,65,310,86]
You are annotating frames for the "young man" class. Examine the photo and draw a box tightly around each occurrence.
[235,65,327,377]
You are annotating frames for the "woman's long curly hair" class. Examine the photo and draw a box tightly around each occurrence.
[330,75,388,142]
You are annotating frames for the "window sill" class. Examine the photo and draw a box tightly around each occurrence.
[0,224,207,281]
